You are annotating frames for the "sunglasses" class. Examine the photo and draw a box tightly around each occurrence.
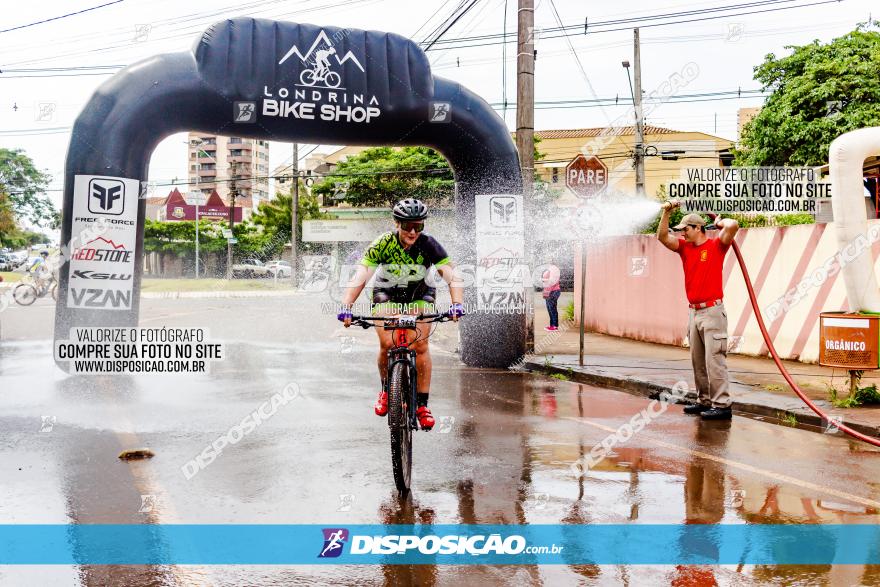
[399,222,425,233]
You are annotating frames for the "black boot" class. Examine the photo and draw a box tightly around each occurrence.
[683,404,711,415]
[700,406,733,420]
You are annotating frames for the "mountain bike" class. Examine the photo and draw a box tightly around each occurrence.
[13,274,57,306]
[349,312,453,494]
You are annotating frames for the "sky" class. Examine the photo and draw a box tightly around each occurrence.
[0,0,875,221]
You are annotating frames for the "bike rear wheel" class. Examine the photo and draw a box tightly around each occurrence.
[299,69,317,86]
[388,361,413,494]
[13,283,37,306]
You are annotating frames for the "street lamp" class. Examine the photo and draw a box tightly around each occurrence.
[621,60,634,104]
[188,138,216,279]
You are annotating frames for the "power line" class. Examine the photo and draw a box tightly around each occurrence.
[0,0,126,34]
[424,0,843,50]
[431,0,803,46]
[422,0,483,51]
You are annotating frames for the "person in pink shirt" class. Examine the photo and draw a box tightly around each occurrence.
[541,264,562,331]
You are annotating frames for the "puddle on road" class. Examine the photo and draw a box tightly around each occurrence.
[3,340,880,585]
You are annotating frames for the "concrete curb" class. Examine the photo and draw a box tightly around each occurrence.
[141,290,301,299]
[0,287,302,300]
[524,361,880,439]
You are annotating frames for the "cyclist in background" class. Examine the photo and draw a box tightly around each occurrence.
[27,251,52,294]
[337,198,464,431]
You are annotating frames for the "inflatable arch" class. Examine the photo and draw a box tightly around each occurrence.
[54,18,526,368]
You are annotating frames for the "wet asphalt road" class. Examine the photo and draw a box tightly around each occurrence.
[2,294,880,585]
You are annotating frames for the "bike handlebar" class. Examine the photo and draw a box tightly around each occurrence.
[349,313,452,328]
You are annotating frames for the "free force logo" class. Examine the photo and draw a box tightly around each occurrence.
[489,196,517,227]
[88,178,125,215]
[318,528,349,558]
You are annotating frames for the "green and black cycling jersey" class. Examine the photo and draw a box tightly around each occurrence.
[361,231,450,304]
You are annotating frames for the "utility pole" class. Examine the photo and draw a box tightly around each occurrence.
[226,162,238,280]
[633,28,646,197]
[516,0,534,199]
[291,142,299,288]
[517,0,535,353]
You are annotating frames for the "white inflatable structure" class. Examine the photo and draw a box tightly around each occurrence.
[829,127,880,313]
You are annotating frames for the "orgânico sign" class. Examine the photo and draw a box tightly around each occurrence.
[566,154,608,198]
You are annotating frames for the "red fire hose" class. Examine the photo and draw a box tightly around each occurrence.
[728,234,880,447]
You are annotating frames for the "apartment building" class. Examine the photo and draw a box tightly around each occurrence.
[187,133,271,216]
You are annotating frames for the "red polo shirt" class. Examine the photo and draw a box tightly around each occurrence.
[676,237,730,304]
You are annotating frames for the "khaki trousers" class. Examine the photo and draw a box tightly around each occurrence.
[688,303,731,408]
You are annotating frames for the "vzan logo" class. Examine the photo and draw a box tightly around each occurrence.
[264,29,381,124]
[88,178,125,215]
[70,288,131,309]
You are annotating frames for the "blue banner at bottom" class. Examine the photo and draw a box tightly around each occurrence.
[0,525,878,565]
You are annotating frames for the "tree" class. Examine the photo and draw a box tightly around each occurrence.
[735,24,880,166]
[311,146,454,208]
[144,219,277,257]
[311,138,554,208]
[251,184,331,254]
[0,148,55,226]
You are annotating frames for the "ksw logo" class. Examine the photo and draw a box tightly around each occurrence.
[318,528,349,558]
[489,196,517,226]
[70,288,131,309]
[279,29,364,90]
[88,178,125,215]
[71,270,132,281]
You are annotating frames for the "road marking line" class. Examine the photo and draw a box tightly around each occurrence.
[561,416,880,510]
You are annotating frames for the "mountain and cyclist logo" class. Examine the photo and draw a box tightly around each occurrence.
[318,528,349,558]
[279,30,365,90]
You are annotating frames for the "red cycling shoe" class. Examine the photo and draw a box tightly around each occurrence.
[416,406,435,430]
[374,391,388,416]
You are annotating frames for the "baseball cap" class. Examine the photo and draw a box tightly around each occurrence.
[673,213,706,230]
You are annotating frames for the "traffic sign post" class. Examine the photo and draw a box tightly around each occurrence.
[565,154,608,199]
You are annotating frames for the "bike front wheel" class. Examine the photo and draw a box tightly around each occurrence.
[13,283,37,306]
[388,361,413,494]
[324,72,341,88]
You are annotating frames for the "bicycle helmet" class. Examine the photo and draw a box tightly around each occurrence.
[40,250,49,257]
[392,198,428,221]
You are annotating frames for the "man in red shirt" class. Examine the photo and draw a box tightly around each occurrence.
[657,204,739,420]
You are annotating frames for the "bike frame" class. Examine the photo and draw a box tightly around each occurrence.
[350,313,449,431]
[386,326,419,430]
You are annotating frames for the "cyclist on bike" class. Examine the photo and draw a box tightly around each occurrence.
[338,198,464,431]
[314,47,336,77]
[27,251,52,293]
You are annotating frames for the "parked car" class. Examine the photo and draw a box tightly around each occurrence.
[8,253,27,269]
[0,254,11,272]
[231,258,272,278]
[265,260,292,278]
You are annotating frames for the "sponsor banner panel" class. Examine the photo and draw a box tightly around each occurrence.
[0,524,878,565]
[475,194,525,312]
[69,175,139,311]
